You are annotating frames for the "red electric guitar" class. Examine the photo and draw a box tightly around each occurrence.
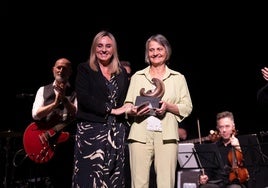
[23,121,72,163]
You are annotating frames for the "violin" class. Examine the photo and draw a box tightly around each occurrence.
[227,131,250,184]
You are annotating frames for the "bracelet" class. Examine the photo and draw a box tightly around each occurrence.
[125,107,131,119]
[125,109,129,119]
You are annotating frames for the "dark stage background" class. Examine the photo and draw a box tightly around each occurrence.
[4,2,267,188]
[8,2,263,140]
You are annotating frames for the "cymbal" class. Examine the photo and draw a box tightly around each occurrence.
[0,130,23,138]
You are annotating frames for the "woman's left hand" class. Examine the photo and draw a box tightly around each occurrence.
[154,101,167,116]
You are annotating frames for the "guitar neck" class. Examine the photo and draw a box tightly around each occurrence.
[52,119,74,133]
[53,122,67,132]
[180,136,210,144]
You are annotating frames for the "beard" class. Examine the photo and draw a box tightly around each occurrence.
[55,75,68,83]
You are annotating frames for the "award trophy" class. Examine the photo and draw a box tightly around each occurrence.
[135,78,165,115]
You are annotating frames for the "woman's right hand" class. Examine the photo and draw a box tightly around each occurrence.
[261,67,268,81]
[199,174,209,185]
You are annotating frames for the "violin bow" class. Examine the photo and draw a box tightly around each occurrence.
[196,118,204,174]
[197,118,202,144]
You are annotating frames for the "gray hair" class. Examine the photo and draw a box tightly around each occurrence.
[145,34,172,65]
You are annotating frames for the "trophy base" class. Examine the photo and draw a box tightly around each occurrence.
[135,96,160,116]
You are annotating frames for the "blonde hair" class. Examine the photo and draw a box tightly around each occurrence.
[88,30,121,74]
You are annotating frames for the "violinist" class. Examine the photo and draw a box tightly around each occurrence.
[199,111,249,188]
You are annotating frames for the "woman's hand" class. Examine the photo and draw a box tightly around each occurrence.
[111,103,150,117]
[199,174,209,185]
[262,67,268,81]
[154,101,167,116]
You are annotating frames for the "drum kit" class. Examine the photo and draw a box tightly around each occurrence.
[1,92,51,187]
[0,130,23,138]
[0,129,23,188]
[1,128,53,187]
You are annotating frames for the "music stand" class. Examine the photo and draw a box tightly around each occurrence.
[238,134,268,187]
[178,143,199,169]
[194,143,224,170]
[177,143,200,188]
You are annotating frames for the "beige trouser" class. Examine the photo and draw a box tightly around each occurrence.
[129,131,178,188]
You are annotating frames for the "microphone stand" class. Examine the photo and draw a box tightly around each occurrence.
[3,136,11,188]
[192,147,205,176]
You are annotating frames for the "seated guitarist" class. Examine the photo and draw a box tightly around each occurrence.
[31,57,77,187]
